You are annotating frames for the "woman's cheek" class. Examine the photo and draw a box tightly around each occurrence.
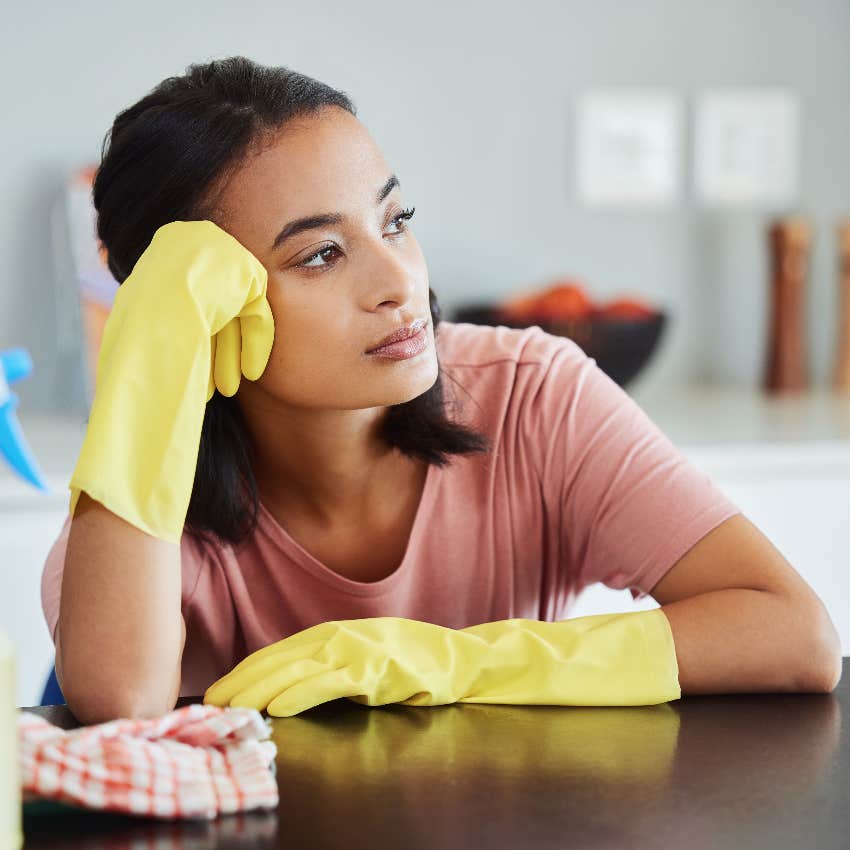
[263,273,286,314]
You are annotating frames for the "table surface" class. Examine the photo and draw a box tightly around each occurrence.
[19,657,850,850]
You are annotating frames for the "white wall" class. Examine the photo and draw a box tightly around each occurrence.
[1,0,849,411]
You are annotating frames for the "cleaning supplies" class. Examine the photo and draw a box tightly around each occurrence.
[18,704,277,820]
[0,348,49,491]
[67,219,274,543]
[1,630,21,849]
[203,610,681,718]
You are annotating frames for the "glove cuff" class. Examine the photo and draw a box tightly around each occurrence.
[460,609,681,706]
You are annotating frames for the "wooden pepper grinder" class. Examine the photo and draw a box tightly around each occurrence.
[763,216,811,394]
[832,218,850,393]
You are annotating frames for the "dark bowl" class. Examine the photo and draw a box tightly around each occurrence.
[450,304,668,388]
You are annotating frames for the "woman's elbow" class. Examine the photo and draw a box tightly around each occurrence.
[56,653,181,724]
[62,681,180,724]
[802,611,844,693]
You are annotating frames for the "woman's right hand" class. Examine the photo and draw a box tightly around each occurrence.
[68,219,275,543]
[109,219,274,400]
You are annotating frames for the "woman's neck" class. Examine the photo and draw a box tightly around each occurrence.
[237,392,409,527]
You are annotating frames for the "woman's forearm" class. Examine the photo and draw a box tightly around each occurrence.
[661,588,842,695]
[57,492,184,723]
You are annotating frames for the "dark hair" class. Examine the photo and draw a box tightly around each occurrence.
[92,56,491,547]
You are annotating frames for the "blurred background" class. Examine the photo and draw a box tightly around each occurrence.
[1,0,849,705]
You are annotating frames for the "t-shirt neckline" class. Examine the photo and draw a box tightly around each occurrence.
[254,459,438,597]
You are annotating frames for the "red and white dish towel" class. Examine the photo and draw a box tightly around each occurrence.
[18,703,278,819]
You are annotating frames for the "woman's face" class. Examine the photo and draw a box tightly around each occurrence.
[208,107,438,411]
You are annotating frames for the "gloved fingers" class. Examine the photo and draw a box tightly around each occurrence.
[267,667,362,717]
[228,658,330,711]
[213,318,242,397]
[238,295,275,381]
[224,624,336,674]
[206,334,217,402]
[203,640,328,706]
[240,262,270,304]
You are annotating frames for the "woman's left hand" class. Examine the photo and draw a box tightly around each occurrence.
[202,617,489,717]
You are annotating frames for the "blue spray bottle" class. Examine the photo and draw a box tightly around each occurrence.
[0,348,50,492]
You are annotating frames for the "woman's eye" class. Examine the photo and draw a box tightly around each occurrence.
[387,206,416,234]
[295,207,415,270]
[298,245,341,269]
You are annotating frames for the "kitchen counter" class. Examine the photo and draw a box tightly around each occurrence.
[630,384,850,446]
[0,415,85,508]
[21,660,850,850]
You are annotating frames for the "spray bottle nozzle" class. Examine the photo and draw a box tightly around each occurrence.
[0,348,50,492]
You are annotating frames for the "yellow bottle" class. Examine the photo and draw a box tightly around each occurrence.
[0,629,21,850]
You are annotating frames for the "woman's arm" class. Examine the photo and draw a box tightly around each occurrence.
[54,220,272,722]
[55,491,185,723]
[650,512,842,694]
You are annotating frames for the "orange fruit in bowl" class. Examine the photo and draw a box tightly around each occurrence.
[500,280,595,323]
[595,297,657,321]
[535,283,594,321]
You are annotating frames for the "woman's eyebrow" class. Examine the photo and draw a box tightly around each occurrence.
[270,174,400,251]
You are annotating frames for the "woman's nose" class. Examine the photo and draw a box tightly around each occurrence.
[366,237,420,305]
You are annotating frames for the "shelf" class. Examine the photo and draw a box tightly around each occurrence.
[629,384,850,447]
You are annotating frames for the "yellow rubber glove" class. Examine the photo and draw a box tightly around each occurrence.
[68,219,274,543]
[202,609,680,717]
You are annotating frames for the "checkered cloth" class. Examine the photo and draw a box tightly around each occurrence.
[18,703,278,819]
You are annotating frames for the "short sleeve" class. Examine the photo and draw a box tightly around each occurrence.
[41,515,72,643]
[522,330,742,602]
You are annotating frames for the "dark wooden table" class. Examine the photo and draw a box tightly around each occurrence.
[20,658,850,849]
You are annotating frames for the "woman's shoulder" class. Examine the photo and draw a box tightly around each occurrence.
[433,321,595,446]
[435,320,585,370]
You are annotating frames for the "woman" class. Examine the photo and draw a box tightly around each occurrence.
[42,57,841,724]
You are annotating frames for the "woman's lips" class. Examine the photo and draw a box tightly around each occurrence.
[366,318,427,353]
[366,323,428,360]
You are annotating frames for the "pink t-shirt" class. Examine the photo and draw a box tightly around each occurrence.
[41,321,741,698]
